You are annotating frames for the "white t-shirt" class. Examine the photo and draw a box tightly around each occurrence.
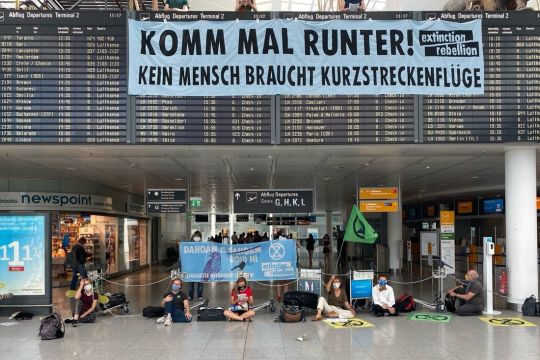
[372,285,395,307]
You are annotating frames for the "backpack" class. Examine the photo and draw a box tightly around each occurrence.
[38,313,65,340]
[445,294,457,313]
[521,295,538,316]
[142,306,164,318]
[278,305,305,323]
[394,294,416,312]
[198,307,226,321]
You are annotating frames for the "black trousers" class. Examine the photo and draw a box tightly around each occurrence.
[373,304,398,316]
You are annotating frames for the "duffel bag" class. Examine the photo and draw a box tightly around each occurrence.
[143,306,164,318]
[198,307,226,321]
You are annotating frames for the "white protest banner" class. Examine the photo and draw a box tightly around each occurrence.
[128,18,484,96]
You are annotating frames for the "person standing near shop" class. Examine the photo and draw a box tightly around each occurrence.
[68,237,90,291]
[189,231,204,301]
[306,233,316,268]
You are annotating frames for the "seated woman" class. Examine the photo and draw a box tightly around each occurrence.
[372,275,398,317]
[65,277,98,327]
[157,278,192,326]
[313,275,356,321]
[223,277,255,321]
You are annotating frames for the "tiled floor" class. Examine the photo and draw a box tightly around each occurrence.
[1,259,540,360]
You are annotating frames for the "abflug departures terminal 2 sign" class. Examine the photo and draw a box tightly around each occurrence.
[233,190,313,213]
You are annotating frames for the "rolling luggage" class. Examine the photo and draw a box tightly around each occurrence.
[283,291,319,310]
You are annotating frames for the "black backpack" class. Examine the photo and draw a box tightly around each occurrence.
[142,306,164,318]
[38,313,65,340]
[445,294,457,313]
[198,307,226,321]
[521,295,538,316]
[278,305,305,323]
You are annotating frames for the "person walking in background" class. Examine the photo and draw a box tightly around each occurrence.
[189,231,204,301]
[306,233,315,268]
[322,234,332,267]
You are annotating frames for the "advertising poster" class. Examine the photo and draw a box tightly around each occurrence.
[0,215,46,295]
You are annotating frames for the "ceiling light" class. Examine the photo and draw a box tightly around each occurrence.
[419,189,426,192]
[250,185,258,188]
[174,178,183,181]
[66,167,75,171]
[425,165,431,169]
[471,176,479,179]
[364,163,370,166]
[248,167,256,171]
[121,185,129,188]
[130,163,137,168]
[323,177,332,180]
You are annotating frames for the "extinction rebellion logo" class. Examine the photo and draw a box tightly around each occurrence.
[419,30,480,57]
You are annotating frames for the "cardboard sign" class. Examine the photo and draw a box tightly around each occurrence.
[408,313,452,323]
[480,317,536,327]
[323,318,374,329]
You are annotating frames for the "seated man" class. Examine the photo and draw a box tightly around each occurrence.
[339,0,366,11]
[447,269,484,316]
[157,278,192,326]
[372,275,398,317]
[65,277,98,327]
[313,275,355,321]
[164,0,189,11]
[224,277,255,321]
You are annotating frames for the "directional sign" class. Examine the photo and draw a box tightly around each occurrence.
[147,203,186,214]
[233,190,313,213]
[146,189,186,202]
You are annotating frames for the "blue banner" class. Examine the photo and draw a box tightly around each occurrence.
[129,18,484,96]
[180,240,297,282]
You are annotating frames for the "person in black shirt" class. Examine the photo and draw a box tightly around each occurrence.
[69,237,90,290]
[306,234,316,268]
[157,278,192,326]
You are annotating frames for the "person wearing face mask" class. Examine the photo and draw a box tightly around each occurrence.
[223,277,255,321]
[189,231,204,301]
[313,275,355,321]
[157,278,192,326]
[372,275,397,317]
[447,269,484,316]
[65,278,98,327]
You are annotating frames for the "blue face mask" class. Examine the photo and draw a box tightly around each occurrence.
[172,284,182,292]
[378,280,387,287]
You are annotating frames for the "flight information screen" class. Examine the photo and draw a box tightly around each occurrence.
[277,12,416,145]
[133,11,273,145]
[422,11,540,143]
[0,11,127,143]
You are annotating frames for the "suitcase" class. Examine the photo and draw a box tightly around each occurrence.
[198,307,226,321]
[283,291,319,310]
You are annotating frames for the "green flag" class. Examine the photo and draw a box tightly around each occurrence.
[344,205,378,244]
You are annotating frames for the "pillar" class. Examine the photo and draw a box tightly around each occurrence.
[505,147,538,307]
[325,211,333,241]
[388,210,402,272]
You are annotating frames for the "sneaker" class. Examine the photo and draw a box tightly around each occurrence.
[164,315,172,326]
[156,316,166,324]
[64,318,73,324]
[198,297,204,301]
[384,313,389,317]
[72,319,78,327]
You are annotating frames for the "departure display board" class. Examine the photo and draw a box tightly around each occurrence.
[278,12,415,145]
[0,11,127,143]
[422,11,540,143]
[133,12,273,145]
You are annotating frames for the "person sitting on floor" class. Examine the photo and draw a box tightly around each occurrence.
[223,276,255,321]
[313,274,356,321]
[65,277,98,327]
[372,275,398,317]
[447,269,484,316]
[157,278,192,326]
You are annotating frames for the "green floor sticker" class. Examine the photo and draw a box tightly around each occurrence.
[408,313,452,323]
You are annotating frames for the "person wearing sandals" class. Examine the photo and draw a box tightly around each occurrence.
[65,277,98,327]
[223,277,255,321]
[313,274,356,321]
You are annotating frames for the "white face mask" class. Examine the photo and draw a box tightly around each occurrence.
[84,284,92,292]
[333,282,340,289]
[193,236,201,242]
